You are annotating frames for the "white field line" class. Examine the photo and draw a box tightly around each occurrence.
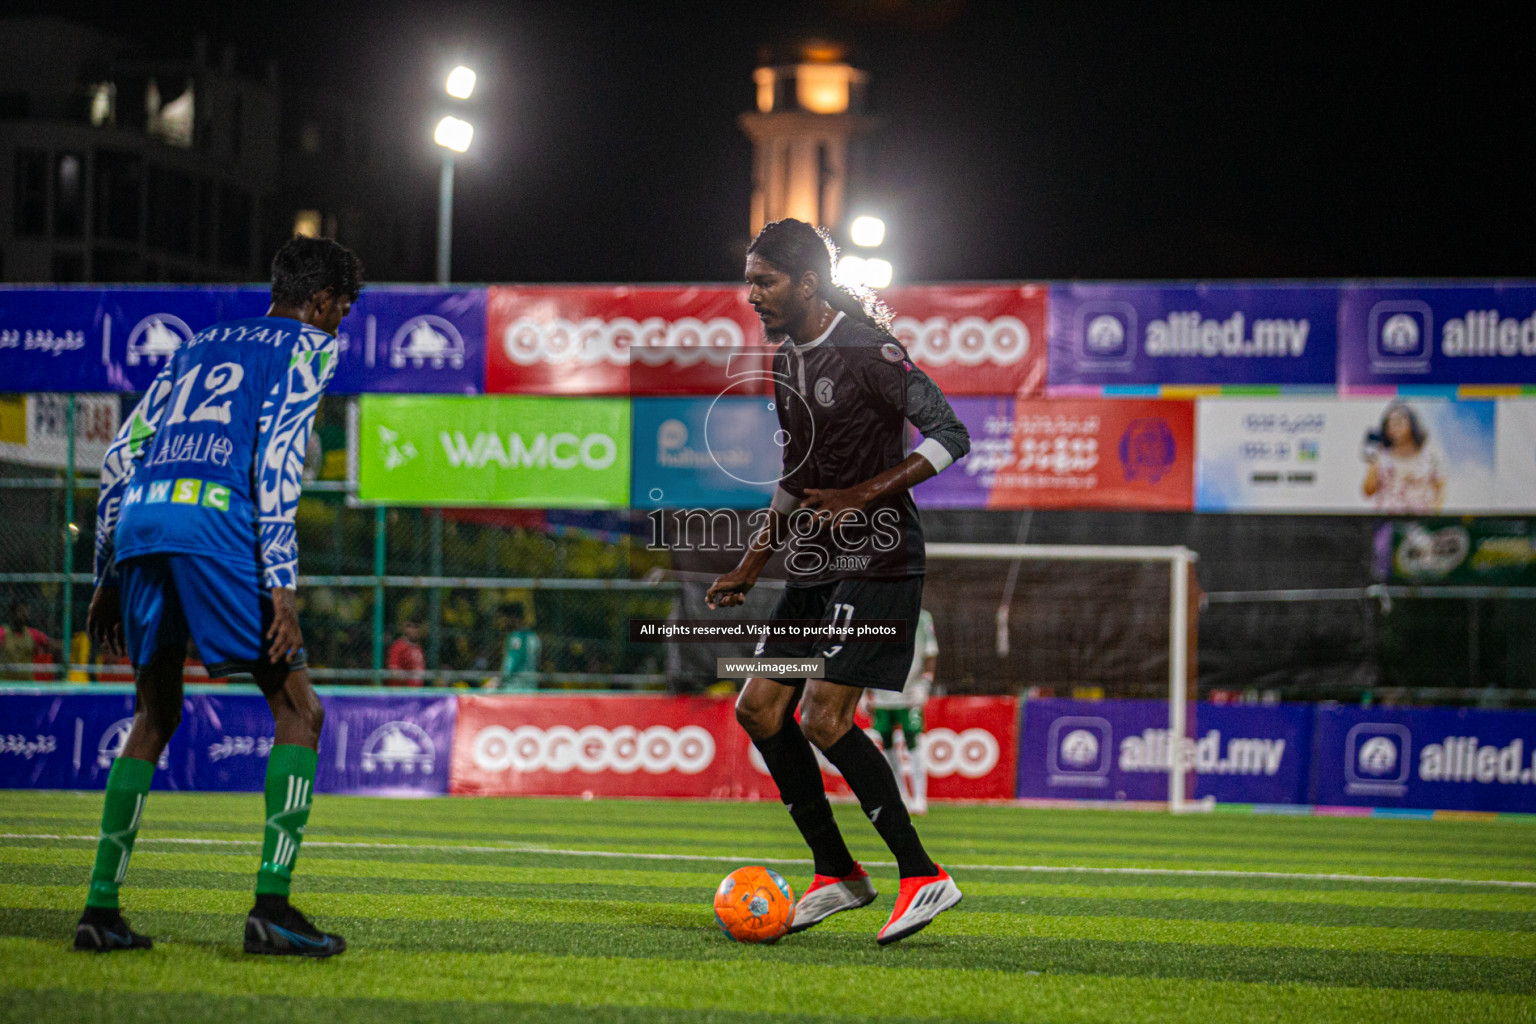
[3,832,1534,889]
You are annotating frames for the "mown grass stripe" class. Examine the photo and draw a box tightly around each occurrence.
[4,883,1530,958]
[14,846,1536,911]
[6,910,1532,995]
[8,863,1534,934]
[1,938,1528,1024]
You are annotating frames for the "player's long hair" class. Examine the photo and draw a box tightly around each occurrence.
[748,218,894,334]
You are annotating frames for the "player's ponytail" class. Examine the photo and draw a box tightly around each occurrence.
[748,219,894,334]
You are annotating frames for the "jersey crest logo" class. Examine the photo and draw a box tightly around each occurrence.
[814,377,835,407]
[1118,417,1176,483]
[880,342,905,363]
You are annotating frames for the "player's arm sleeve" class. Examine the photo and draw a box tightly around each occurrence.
[849,337,971,473]
[255,332,339,591]
[904,365,970,473]
[94,361,178,587]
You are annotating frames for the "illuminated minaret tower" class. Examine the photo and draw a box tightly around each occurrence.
[739,41,872,235]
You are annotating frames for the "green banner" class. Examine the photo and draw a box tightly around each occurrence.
[1380,518,1536,585]
[358,395,630,507]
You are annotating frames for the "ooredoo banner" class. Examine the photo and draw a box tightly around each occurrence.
[1017,698,1310,805]
[356,394,631,507]
[814,696,1018,802]
[485,286,763,396]
[881,285,1046,396]
[1048,283,1338,390]
[1195,397,1502,513]
[914,397,1195,510]
[1338,283,1536,390]
[1313,704,1536,813]
[450,694,749,798]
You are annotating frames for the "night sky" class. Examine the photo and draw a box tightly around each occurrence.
[21,0,1536,284]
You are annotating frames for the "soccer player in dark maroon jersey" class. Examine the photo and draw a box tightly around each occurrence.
[707,218,971,944]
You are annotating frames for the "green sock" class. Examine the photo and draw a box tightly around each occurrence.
[86,756,155,910]
[256,744,318,898]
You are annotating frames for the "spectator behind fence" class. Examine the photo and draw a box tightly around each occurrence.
[495,603,540,691]
[386,618,427,686]
[0,601,61,682]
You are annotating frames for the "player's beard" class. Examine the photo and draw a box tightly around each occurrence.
[762,327,792,347]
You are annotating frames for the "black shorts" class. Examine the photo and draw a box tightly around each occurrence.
[754,576,923,691]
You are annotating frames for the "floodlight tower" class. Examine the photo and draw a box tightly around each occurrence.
[739,41,873,237]
[434,65,476,285]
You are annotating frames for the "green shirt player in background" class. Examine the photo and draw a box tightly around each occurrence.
[866,608,937,815]
[497,602,541,691]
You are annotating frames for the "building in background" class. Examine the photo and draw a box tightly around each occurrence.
[0,17,278,283]
[0,17,432,285]
[738,41,872,237]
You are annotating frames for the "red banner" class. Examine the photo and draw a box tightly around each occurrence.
[916,397,1195,511]
[450,694,1018,801]
[484,285,1048,397]
[745,696,1020,802]
[883,285,1047,396]
[485,286,764,396]
[451,694,751,798]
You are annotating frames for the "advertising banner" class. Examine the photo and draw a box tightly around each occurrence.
[631,396,780,509]
[0,692,188,790]
[317,694,456,796]
[1313,704,1536,813]
[450,694,750,798]
[357,394,631,507]
[1048,283,1338,390]
[485,286,764,396]
[0,393,120,468]
[914,397,1194,510]
[328,288,486,395]
[1196,397,1499,513]
[882,285,1047,396]
[1496,400,1536,511]
[1017,698,1309,805]
[1376,518,1536,586]
[1338,283,1536,390]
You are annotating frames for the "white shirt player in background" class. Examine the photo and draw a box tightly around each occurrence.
[865,608,937,815]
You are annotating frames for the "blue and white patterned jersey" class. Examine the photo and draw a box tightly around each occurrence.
[95,317,338,591]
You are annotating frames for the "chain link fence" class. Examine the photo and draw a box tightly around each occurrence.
[0,395,674,688]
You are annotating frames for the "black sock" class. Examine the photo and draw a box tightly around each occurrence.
[753,722,856,878]
[822,727,938,879]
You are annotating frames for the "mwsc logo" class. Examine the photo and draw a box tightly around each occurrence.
[389,316,466,370]
[125,314,193,367]
[97,718,170,770]
[361,722,437,774]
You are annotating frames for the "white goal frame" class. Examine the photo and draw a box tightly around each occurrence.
[927,543,1200,813]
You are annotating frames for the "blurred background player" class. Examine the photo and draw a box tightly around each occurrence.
[495,602,541,691]
[866,606,936,815]
[0,600,61,682]
[707,219,970,945]
[386,617,427,686]
[77,237,362,958]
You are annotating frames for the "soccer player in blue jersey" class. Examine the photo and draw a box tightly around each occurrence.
[74,237,362,957]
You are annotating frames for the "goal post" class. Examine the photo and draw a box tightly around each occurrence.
[927,542,1200,813]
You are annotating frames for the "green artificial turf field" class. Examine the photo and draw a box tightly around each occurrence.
[1,790,1533,1023]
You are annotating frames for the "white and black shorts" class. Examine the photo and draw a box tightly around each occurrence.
[753,575,923,692]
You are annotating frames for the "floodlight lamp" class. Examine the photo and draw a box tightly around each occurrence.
[850,216,885,248]
[446,65,477,99]
[434,116,474,153]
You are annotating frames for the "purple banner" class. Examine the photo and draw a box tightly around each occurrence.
[317,694,455,796]
[1338,283,1536,390]
[0,690,452,795]
[1017,698,1309,805]
[0,286,485,394]
[1048,283,1338,389]
[329,288,486,395]
[1312,704,1536,813]
[0,692,191,790]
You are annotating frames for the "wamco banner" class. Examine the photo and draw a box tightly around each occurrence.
[357,394,631,507]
